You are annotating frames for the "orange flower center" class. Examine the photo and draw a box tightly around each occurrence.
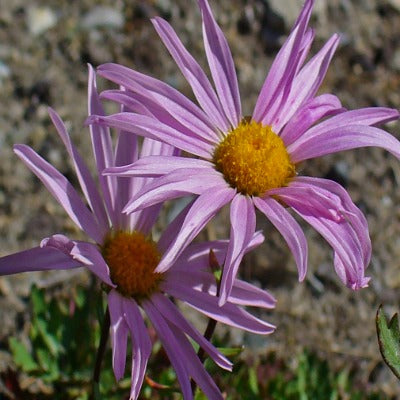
[213,119,295,196]
[101,231,162,299]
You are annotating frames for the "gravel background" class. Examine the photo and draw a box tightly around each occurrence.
[1,0,400,397]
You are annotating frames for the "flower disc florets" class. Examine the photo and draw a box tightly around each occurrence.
[101,231,162,299]
[213,119,295,196]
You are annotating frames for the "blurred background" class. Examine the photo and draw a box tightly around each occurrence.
[0,0,400,398]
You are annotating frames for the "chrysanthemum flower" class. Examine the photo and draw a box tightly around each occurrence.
[0,67,276,400]
[88,0,400,304]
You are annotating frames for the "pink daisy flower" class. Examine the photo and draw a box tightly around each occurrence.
[0,67,276,400]
[88,0,400,304]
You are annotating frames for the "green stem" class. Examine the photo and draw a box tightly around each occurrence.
[91,305,110,399]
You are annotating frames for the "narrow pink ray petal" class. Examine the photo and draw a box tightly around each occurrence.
[280,94,344,146]
[165,269,276,309]
[14,144,103,244]
[87,113,213,159]
[273,34,340,132]
[168,323,224,400]
[254,196,308,281]
[197,0,241,127]
[156,186,235,273]
[0,246,79,275]
[151,293,232,370]
[87,65,117,226]
[104,156,212,178]
[123,167,225,214]
[48,108,109,232]
[219,194,256,306]
[100,90,154,116]
[152,17,229,132]
[121,297,152,400]
[253,0,314,124]
[143,301,193,400]
[272,179,371,290]
[289,124,400,163]
[164,280,275,334]
[70,241,115,287]
[97,63,219,143]
[108,290,129,381]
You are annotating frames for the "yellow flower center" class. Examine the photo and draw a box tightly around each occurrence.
[101,231,162,299]
[213,119,295,196]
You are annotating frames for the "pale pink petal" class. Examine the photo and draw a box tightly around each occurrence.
[198,0,241,127]
[100,90,153,116]
[70,241,115,287]
[121,297,152,400]
[273,34,340,131]
[280,94,344,146]
[87,113,213,159]
[108,290,129,381]
[156,186,235,273]
[271,178,371,290]
[48,108,109,231]
[104,156,212,178]
[97,63,219,143]
[0,246,79,275]
[289,124,400,163]
[152,17,229,132]
[163,280,275,334]
[123,167,225,214]
[165,270,276,309]
[219,194,256,306]
[87,65,117,225]
[151,293,232,370]
[253,0,314,124]
[167,323,224,400]
[143,301,193,400]
[14,144,103,243]
[254,196,308,281]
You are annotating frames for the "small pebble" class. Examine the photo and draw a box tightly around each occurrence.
[81,6,124,30]
[27,7,57,36]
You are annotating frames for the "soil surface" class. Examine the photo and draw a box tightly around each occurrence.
[0,0,400,397]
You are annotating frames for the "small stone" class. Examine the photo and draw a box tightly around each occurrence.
[81,6,124,30]
[27,7,57,36]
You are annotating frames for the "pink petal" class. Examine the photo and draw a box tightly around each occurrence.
[151,293,232,370]
[97,63,219,143]
[70,241,115,287]
[280,94,344,146]
[219,194,256,306]
[156,185,235,273]
[198,0,241,127]
[152,17,229,133]
[272,178,371,290]
[48,108,109,232]
[14,144,103,244]
[273,34,340,132]
[123,167,225,214]
[253,0,314,124]
[87,113,213,159]
[164,280,275,334]
[121,297,152,400]
[289,124,400,163]
[254,196,308,281]
[143,301,193,399]
[0,246,79,275]
[87,65,117,226]
[108,290,129,381]
[167,323,224,400]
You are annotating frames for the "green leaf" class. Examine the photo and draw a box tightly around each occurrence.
[376,304,400,379]
[248,366,259,395]
[9,337,38,372]
[31,285,46,316]
[217,346,244,357]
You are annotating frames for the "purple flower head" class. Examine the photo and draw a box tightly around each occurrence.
[88,0,400,304]
[0,67,276,400]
